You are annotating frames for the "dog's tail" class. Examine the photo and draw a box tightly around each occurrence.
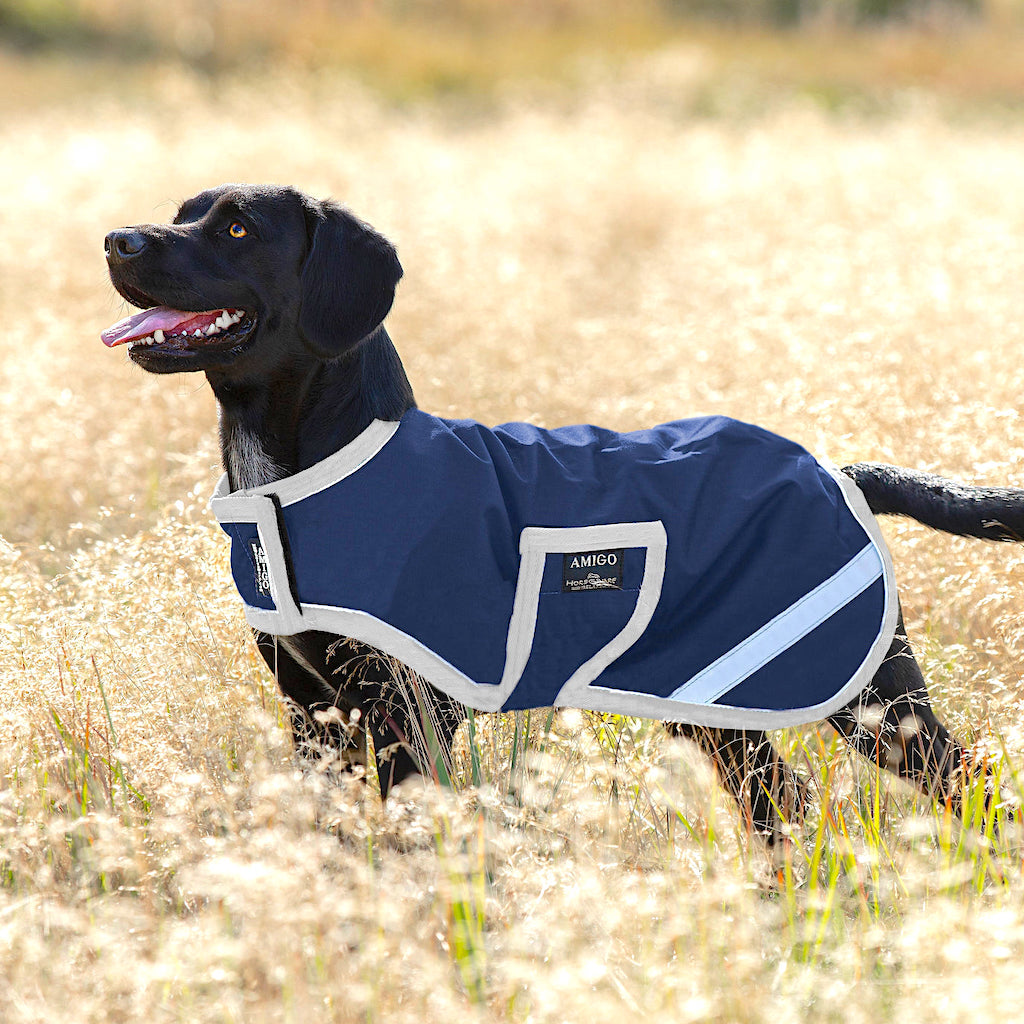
[842,462,1024,542]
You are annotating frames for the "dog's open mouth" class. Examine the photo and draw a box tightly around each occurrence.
[101,305,255,354]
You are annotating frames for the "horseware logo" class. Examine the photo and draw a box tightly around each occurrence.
[562,549,624,592]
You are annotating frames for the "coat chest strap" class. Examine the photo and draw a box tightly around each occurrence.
[213,490,306,635]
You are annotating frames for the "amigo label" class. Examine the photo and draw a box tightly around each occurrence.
[249,538,272,598]
[562,549,624,592]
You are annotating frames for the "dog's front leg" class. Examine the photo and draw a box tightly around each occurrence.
[255,631,465,796]
[326,643,467,797]
[254,630,368,769]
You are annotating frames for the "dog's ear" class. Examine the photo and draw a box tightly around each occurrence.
[298,199,403,360]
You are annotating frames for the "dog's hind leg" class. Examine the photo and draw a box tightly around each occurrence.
[666,723,805,844]
[827,606,988,819]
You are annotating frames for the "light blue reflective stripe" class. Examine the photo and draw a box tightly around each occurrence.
[668,543,883,706]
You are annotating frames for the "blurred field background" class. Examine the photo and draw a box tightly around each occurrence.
[6,1,1024,1021]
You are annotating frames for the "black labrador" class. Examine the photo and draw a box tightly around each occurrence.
[103,183,1024,843]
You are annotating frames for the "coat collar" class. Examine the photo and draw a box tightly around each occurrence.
[211,417,401,508]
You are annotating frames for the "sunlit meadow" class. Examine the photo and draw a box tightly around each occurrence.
[5,34,1024,1022]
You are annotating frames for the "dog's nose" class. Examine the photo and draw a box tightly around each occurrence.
[104,229,148,265]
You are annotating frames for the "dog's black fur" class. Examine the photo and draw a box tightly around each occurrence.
[105,183,1024,840]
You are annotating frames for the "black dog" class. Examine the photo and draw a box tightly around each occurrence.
[103,183,1024,843]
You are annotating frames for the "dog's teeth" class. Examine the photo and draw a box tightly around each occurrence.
[205,323,218,336]
[193,329,202,337]
[154,329,164,343]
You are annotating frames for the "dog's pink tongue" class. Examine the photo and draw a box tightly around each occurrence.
[101,306,200,347]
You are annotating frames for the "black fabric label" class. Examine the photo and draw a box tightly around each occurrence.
[249,538,272,597]
[562,549,624,592]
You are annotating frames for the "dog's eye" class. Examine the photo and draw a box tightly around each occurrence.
[228,221,248,239]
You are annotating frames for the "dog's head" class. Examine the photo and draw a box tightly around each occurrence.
[102,184,403,375]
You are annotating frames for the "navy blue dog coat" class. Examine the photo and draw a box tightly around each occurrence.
[210,410,897,729]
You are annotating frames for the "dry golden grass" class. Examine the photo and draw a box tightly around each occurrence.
[6,42,1024,1022]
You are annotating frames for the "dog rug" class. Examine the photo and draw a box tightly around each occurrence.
[210,410,897,729]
